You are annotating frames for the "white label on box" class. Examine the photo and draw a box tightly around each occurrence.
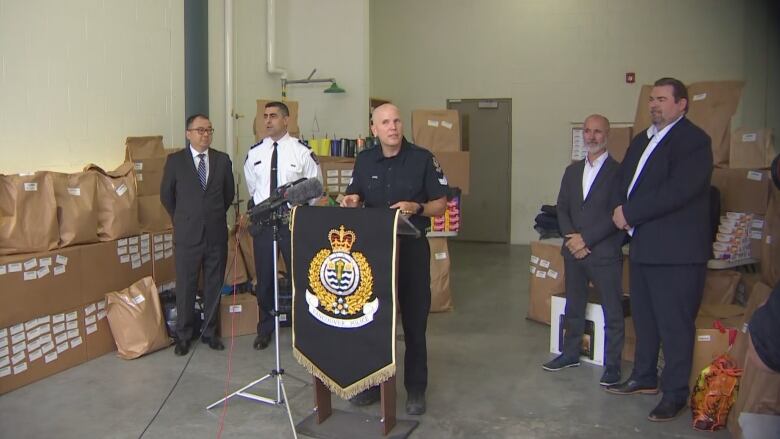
[66,321,77,331]
[67,329,79,340]
[52,314,65,324]
[530,255,540,265]
[427,119,440,127]
[154,251,164,261]
[0,327,6,338]
[229,305,243,313]
[67,187,81,196]
[752,219,765,229]
[55,255,68,265]
[131,253,141,262]
[767,235,773,244]
[746,171,763,181]
[153,235,163,244]
[118,238,129,247]
[23,271,37,281]
[28,349,42,362]
[327,177,339,184]
[116,184,128,196]
[141,234,149,242]
[129,245,139,254]
[40,335,52,346]
[11,324,24,336]
[697,335,712,342]
[8,263,22,273]
[164,242,172,250]
[0,356,8,368]
[327,169,339,177]
[693,93,707,101]
[97,310,106,320]
[0,265,5,275]
[37,315,50,325]
[24,258,37,270]
[85,304,96,315]
[11,333,25,345]
[164,234,173,242]
[0,346,7,356]
[36,266,50,278]
[741,133,757,142]
[547,269,559,279]
[117,246,127,256]
[529,266,536,274]
[132,295,146,305]
[39,324,50,334]
[432,252,448,261]
[41,342,54,354]
[53,265,66,276]
[120,255,131,264]
[339,185,348,193]
[751,231,763,240]
[70,337,82,348]
[56,343,68,354]
[86,324,97,335]
[128,236,139,245]
[13,362,27,375]
[24,182,38,191]
[12,352,25,365]
[342,170,353,177]
[535,270,546,278]
[539,259,551,269]
[24,319,38,331]
[12,341,26,354]
[136,173,144,181]
[66,312,77,322]
[441,121,453,129]
[142,255,150,264]
[27,327,40,340]
[131,260,141,269]
[164,249,173,259]
[97,301,106,310]
[44,351,58,364]
[0,366,10,378]
[0,339,6,350]
[39,257,52,267]
[55,333,67,345]
[134,161,143,171]
[28,338,40,351]
[140,241,150,250]
[85,315,96,325]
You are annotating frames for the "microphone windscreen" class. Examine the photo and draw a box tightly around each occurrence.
[286,178,324,205]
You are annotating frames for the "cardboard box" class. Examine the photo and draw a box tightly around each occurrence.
[606,127,633,163]
[151,230,176,285]
[730,128,775,169]
[432,151,470,194]
[412,109,461,152]
[78,236,153,304]
[761,188,780,286]
[254,99,300,141]
[527,241,566,325]
[138,195,172,233]
[0,247,83,328]
[81,298,115,360]
[632,85,654,135]
[701,269,741,305]
[687,81,744,167]
[0,307,87,395]
[319,157,355,196]
[735,272,764,306]
[132,157,167,196]
[219,293,258,337]
[711,168,771,215]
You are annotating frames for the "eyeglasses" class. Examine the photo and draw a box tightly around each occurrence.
[187,127,215,135]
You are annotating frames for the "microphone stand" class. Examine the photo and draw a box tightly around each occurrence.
[206,208,307,438]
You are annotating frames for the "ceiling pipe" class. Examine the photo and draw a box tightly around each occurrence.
[224,0,235,164]
[266,0,288,96]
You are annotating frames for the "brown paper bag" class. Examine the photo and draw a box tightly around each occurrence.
[429,237,453,312]
[411,109,461,152]
[237,220,256,281]
[701,270,742,305]
[137,195,172,233]
[729,128,775,169]
[632,84,654,134]
[225,226,249,285]
[125,136,165,161]
[0,172,59,255]
[50,172,99,247]
[527,240,566,325]
[687,81,744,166]
[85,162,140,241]
[105,276,171,359]
[254,100,300,141]
[761,188,780,286]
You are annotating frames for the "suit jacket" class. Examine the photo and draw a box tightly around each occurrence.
[557,154,624,262]
[618,117,712,264]
[160,147,235,246]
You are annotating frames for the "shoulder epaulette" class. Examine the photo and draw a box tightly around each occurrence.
[299,139,311,149]
[249,141,262,150]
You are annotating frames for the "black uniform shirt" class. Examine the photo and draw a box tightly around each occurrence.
[346,138,449,232]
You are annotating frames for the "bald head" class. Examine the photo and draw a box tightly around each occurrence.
[583,114,610,156]
[371,104,403,149]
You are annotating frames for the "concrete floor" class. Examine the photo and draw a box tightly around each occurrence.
[0,242,730,439]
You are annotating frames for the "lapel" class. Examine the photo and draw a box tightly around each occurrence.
[573,159,585,205]
[629,118,685,197]
[205,149,217,191]
[583,156,614,204]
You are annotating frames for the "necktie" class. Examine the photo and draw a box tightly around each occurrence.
[197,153,207,190]
[270,142,278,193]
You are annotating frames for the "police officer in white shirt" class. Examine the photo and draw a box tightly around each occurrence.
[244,101,320,350]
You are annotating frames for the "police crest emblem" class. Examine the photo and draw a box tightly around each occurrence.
[305,225,378,328]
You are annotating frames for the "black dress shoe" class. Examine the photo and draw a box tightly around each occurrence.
[599,368,621,386]
[202,337,225,351]
[406,391,426,415]
[349,387,380,406]
[605,379,659,395]
[253,333,272,350]
[648,398,686,422]
[174,339,190,356]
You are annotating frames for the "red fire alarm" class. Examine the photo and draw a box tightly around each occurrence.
[626,72,636,84]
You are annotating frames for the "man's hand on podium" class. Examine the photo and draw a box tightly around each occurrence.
[340,194,362,208]
[390,201,421,217]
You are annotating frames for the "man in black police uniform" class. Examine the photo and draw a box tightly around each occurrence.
[341,103,448,415]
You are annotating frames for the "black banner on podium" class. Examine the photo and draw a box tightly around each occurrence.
[290,206,399,399]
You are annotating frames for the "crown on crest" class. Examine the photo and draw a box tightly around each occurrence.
[329,225,356,252]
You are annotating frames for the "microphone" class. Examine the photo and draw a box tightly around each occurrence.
[285,178,324,206]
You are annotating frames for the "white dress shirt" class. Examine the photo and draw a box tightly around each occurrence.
[625,115,684,235]
[244,133,321,204]
[582,150,609,200]
[190,145,209,183]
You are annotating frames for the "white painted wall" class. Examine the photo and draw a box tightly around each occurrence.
[370,0,775,244]
[0,0,185,173]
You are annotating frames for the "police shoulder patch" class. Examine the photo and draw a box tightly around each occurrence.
[310,151,320,165]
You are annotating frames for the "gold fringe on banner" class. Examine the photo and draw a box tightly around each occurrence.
[292,349,396,400]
